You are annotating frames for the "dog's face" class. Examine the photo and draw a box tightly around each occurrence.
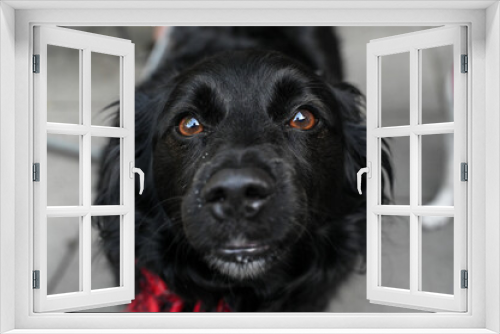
[153,51,347,280]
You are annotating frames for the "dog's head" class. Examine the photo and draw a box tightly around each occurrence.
[151,50,363,280]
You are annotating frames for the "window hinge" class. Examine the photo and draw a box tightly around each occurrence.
[33,54,40,73]
[33,163,40,182]
[461,54,468,73]
[33,270,40,289]
[461,270,468,289]
[461,162,468,181]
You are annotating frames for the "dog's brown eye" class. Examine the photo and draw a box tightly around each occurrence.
[289,109,317,130]
[179,116,204,136]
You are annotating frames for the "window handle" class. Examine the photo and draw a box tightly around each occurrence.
[129,162,145,195]
[357,162,371,195]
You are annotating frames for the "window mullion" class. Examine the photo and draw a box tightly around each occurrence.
[78,48,84,293]
[82,48,91,208]
[46,123,129,138]
[81,214,91,293]
[81,48,92,294]
[409,47,420,294]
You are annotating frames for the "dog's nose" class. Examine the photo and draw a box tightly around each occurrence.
[203,168,273,220]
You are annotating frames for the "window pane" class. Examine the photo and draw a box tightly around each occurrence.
[421,133,454,206]
[381,215,410,290]
[421,45,454,124]
[47,45,80,124]
[47,134,80,206]
[91,216,120,290]
[92,52,121,127]
[48,217,80,295]
[420,216,454,294]
[381,137,410,205]
[92,137,121,205]
[381,52,410,127]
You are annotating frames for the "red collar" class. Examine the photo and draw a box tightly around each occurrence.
[126,267,231,312]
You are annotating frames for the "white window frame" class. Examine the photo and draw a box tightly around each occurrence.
[33,26,136,312]
[366,26,468,312]
[0,1,499,333]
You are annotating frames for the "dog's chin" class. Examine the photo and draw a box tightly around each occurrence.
[205,251,279,280]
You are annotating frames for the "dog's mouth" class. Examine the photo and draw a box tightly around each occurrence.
[216,244,270,260]
[205,243,280,279]
[179,152,306,280]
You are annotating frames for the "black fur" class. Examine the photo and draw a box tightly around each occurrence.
[95,27,392,312]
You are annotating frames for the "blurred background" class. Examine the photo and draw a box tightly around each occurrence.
[45,26,454,312]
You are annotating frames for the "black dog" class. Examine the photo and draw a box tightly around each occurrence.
[95,27,391,312]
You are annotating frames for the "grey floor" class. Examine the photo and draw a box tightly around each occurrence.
[45,26,454,313]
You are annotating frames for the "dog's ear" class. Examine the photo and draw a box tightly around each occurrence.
[93,79,174,281]
[329,83,366,198]
[94,84,169,206]
[330,83,393,203]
